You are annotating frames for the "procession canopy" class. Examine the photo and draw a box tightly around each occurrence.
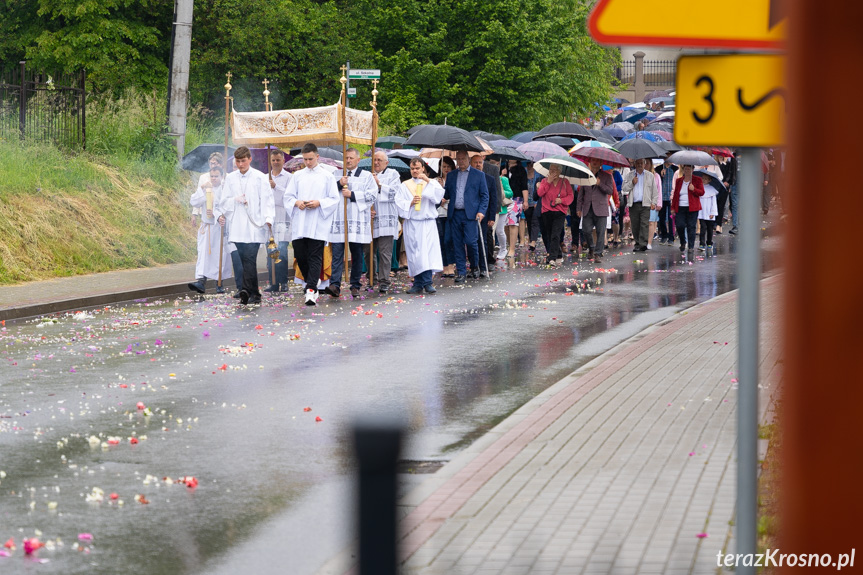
[231,102,375,146]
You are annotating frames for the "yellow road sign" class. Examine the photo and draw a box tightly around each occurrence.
[589,0,785,49]
[674,54,786,148]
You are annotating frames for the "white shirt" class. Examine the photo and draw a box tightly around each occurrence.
[329,168,377,244]
[373,168,402,238]
[632,170,645,203]
[679,179,690,207]
[219,167,275,244]
[284,165,341,242]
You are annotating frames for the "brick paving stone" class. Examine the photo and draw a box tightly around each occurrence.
[329,278,783,575]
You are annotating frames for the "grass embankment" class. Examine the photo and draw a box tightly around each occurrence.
[0,142,196,285]
[0,93,218,285]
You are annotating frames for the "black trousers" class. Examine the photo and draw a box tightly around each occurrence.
[658,203,675,242]
[485,220,496,264]
[235,242,261,297]
[569,202,581,247]
[330,242,366,289]
[542,210,566,260]
[293,238,325,293]
[716,186,729,225]
[676,207,699,249]
[699,219,716,246]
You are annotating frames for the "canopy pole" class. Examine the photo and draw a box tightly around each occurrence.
[368,79,379,289]
[224,71,232,174]
[340,67,349,284]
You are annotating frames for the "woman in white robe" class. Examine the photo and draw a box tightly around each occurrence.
[395,159,445,294]
[188,167,233,293]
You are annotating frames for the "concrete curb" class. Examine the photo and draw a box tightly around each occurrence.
[0,272,277,323]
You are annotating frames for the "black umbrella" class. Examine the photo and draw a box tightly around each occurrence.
[405,124,432,136]
[614,109,648,125]
[614,139,667,160]
[694,169,724,192]
[537,121,593,140]
[657,141,684,152]
[488,146,530,162]
[404,124,486,152]
[511,131,539,143]
[589,129,617,144]
[471,130,507,141]
[531,134,577,148]
[181,143,237,172]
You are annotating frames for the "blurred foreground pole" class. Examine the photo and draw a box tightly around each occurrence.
[355,422,402,575]
[783,0,863,572]
[167,0,193,159]
[737,147,760,575]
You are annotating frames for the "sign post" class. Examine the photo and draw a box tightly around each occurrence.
[588,3,787,574]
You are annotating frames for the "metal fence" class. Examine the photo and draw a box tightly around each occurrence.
[643,60,676,86]
[615,61,635,85]
[0,62,86,148]
[615,60,676,88]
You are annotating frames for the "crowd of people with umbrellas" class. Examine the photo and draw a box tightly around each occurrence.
[184,95,784,299]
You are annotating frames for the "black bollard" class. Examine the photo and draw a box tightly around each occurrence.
[354,421,402,575]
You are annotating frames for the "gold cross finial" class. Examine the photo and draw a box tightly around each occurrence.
[340,65,347,75]
[262,78,269,91]
[226,71,232,83]
[224,71,232,93]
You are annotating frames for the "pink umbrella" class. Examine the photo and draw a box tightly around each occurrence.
[516,141,569,161]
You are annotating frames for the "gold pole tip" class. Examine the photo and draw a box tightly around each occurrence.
[340,76,347,85]
[372,89,379,97]
[225,82,232,91]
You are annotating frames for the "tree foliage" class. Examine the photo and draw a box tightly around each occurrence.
[1,0,620,133]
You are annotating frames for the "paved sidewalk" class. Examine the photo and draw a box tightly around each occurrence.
[321,275,782,575]
[0,250,277,321]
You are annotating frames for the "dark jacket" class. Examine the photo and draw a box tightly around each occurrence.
[576,170,615,217]
[444,167,489,220]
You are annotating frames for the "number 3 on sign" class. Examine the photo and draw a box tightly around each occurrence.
[674,54,786,147]
[692,75,714,124]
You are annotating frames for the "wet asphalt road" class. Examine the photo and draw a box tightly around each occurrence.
[0,230,782,574]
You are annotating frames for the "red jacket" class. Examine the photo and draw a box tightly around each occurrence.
[671,176,705,212]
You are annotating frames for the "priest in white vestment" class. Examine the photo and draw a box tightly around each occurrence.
[371,151,402,295]
[284,143,341,306]
[219,147,275,305]
[265,149,292,293]
[395,158,445,294]
[188,166,233,294]
[326,148,378,298]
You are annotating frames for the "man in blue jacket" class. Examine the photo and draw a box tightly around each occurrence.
[444,150,489,283]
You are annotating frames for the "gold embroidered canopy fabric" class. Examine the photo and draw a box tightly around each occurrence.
[231,103,375,146]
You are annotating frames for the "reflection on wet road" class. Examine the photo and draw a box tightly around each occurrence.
[0,233,781,574]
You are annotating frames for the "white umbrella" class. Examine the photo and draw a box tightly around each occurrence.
[534,155,597,186]
[657,111,675,121]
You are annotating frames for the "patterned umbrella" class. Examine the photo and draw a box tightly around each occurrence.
[535,155,596,186]
[571,146,630,168]
[516,141,569,161]
[620,131,667,143]
[650,131,674,141]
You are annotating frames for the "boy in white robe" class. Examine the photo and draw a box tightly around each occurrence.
[188,166,233,294]
[395,158,445,294]
[284,143,341,306]
[219,146,275,305]
[327,148,378,298]
[371,151,402,294]
[697,174,720,255]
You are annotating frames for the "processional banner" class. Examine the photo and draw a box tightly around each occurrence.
[231,103,375,146]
